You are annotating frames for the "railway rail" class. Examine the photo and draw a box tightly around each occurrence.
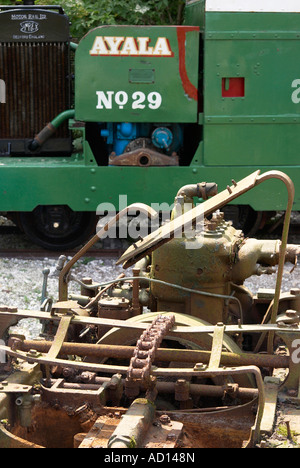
[0,247,123,259]
[1,216,300,259]
[0,223,125,259]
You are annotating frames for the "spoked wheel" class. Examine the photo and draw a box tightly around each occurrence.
[18,205,97,251]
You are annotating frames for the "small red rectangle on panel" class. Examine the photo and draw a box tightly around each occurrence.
[222,78,245,97]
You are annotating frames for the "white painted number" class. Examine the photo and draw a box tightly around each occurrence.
[96,90,162,110]
[132,91,146,109]
[148,92,162,110]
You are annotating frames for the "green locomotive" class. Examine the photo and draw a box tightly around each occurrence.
[1,0,300,249]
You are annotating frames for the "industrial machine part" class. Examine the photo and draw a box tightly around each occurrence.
[2,1,300,248]
[0,170,299,448]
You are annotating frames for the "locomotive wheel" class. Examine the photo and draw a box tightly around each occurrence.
[222,205,264,237]
[18,206,97,251]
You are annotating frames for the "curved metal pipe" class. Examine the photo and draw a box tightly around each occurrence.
[255,171,295,354]
[176,182,218,200]
[58,203,158,301]
[28,109,75,151]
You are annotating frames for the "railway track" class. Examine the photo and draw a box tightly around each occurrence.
[0,248,123,259]
[0,224,125,259]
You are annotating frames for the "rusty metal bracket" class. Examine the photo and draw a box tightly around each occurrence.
[191,364,266,447]
[41,377,108,407]
[0,382,32,394]
[208,322,225,369]
[46,315,73,360]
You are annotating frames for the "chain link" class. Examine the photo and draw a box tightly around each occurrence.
[125,314,175,398]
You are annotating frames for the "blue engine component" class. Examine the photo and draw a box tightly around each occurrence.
[151,127,173,150]
[101,122,137,155]
[101,123,183,156]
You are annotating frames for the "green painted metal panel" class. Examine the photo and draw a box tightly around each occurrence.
[75,25,200,123]
[203,11,300,166]
[204,123,300,166]
[184,0,205,28]
[205,11,300,34]
[0,154,299,212]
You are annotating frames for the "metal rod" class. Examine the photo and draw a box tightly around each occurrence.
[17,339,289,368]
[52,378,257,399]
[255,171,295,354]
[1,309,299,335]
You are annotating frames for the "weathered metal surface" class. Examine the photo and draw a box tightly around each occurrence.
[109,148,179,166]
[126,314,175,397]
[11,338,290,368]
[77,412,183,449]
[208,322,225,369]
[107,398,156,449]
[0,170,300,448]
[260,377,281,435]
[118,170,295,271]
[117,170,261,268]
[41,377,108,408]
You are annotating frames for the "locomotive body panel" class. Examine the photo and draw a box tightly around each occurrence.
[75,25,200,123]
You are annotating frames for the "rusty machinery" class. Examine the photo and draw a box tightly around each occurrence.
[0,170,300,448]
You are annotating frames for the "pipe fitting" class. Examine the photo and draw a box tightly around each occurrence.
[107,398,156,449]
[15,394,34,428]
[176,182,218,201]
[28,109,75,151]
